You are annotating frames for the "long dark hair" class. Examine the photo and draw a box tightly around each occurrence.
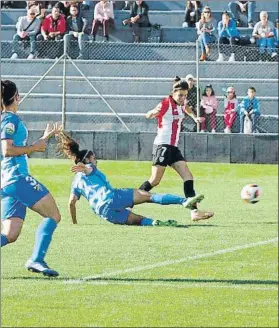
[202,84,215,96]
[1,80,18,111]
[58,131,93,164]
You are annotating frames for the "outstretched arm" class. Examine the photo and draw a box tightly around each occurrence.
[68,193,79,224]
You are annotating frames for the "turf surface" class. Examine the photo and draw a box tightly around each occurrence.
[1,159,278,327]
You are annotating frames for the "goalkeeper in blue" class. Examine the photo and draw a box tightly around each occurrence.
[59,131,205,227]
[1,79,61,277]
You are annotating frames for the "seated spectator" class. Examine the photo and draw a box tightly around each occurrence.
[252,11,277,59]
[274,19,279,48]
[197,6,217,61]
[2,1,26,8]
[239,87,260,133]
[200,84,217,133]
[224,87,238,133]
[11,6,41,59]
[122,0,150,43]
[38,4,67,41]
[228,1,256,28]
[26,1,48,22]
[66,4,89,59]
[216,11,241,62]
[56,1,76,17]
[183,0,202,28]
[91,0,115,42]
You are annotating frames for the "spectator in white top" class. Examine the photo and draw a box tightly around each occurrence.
[11,6,41,59]
[252,11,277,59]
[91,0,114,42]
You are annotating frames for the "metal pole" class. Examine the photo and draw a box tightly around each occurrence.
[195,40,200,132]
[19,54,65,105]
[67,55,131,132]
[61,35,67,130]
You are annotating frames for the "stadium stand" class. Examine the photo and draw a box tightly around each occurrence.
[1,0,278,134]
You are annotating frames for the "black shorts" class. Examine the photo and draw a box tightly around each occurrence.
[152,144,185,167]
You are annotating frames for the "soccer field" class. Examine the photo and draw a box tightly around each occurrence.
[1,159,278,328]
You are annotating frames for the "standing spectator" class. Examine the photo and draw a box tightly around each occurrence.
[66,4,89,59]
[252,11,277,59]
[91,0,115,42]
[38,4,67,41]
[122,0,150,43]
[223,86,238,133]
[11,6,41,59]
[228,1,256,28]
[200,84,217,133]
[197,6,217,61]
[185,74,201,116]
[216,11,241,62]
[239,87,260,133]
[182,0,202,28]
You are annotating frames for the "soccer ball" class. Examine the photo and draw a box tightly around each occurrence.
[241,184,261,204]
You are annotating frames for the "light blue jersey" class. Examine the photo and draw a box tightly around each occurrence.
[1,112,29,188]
[71,165,115,215]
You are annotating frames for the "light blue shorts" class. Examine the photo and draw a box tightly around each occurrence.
[100,188,134,225]
[1,175,49,220]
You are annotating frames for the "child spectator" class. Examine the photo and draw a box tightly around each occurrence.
[228,1,256,28]
[200,84,217,133]
[223,86,238,133]
[91,0,115,42]
[66,4,89,59]
[252,11,277,60]
[38,4,67,41]
[11,6,41,59]
[197,6,217,61]
[182,0,202,28]
[239,87,260,133]
[217,11,241,62]
[122,0,150,43]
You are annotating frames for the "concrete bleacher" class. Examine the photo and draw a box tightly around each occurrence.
[1,1,278,135]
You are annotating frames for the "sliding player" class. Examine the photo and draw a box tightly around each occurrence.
[58,131,204,226]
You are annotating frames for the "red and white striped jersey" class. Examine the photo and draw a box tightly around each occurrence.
[153,96,186,147]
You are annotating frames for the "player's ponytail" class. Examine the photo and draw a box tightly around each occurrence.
[1,80,18,111]
[58,131,93,164]
[172,77,189,93]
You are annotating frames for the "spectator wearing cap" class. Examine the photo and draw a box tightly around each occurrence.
[38,4,67,41]
[91,0,115,42]
[185,74,201,116]
[200,84,217,133]
[239,87,260,133]
[122,0,150,43]
[216,11,241,62]
[11,6,41,59]
[66,4,89,59]
[182,1,202,28]
[252,11,277,60]
[197,6,217,61]
[223,86,238,133]
[228,1,256,28]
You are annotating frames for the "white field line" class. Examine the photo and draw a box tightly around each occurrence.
[65,280,278,291]
[64,237,278,284]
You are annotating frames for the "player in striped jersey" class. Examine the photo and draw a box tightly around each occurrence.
[139,77,214,222]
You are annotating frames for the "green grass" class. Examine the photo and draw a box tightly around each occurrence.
[1,159,278,327]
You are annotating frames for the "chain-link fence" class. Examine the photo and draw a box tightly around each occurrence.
[1,39,278,134]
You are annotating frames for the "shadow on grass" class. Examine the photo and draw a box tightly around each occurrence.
[3,276,278,286]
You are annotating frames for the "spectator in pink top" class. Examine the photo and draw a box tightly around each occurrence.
[223,86,238,133]
[200,84,217,133]
[91,0,115,42]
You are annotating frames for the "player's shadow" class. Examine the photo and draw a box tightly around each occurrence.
[87,277,279,286]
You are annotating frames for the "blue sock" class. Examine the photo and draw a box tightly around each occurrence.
[31,218,57,263]
[151,193,185,205]
[1,234,8,247]
[140,218,154,226]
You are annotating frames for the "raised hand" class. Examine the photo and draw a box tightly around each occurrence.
[42,122,63,140]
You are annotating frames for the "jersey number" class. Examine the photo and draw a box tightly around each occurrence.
[25,176,41,191]
[160,147,167,157]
